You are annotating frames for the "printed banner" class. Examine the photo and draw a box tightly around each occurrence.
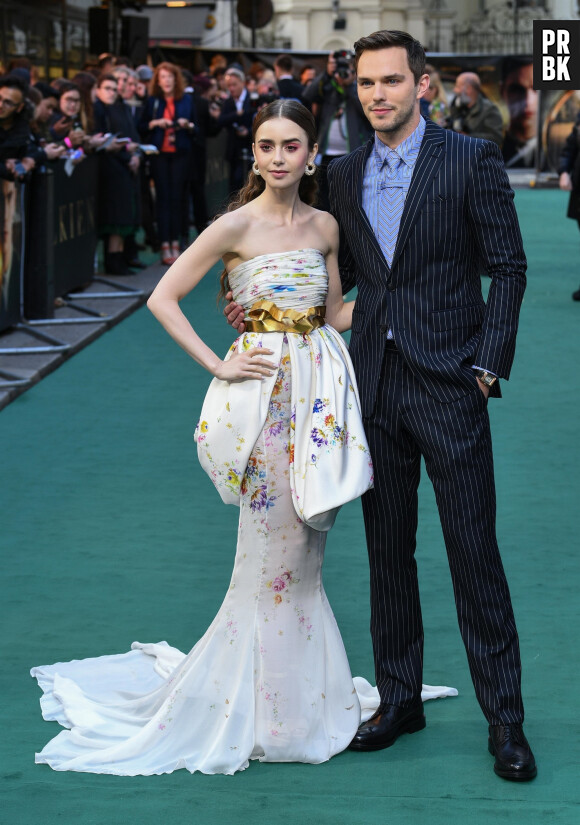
[0,181,24,334]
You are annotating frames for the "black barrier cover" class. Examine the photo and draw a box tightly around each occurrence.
[24,156,98,320]
[53,155,98,296]
[24,167,55,320]
[0,181,25,333]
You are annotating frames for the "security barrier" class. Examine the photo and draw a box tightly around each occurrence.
[25,156,99,321]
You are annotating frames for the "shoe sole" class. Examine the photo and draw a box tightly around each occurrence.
[488,739,537,781]
[348,715,426,751]
[493,765,537,781]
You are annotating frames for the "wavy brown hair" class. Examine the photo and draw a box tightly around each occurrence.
[218,99,319,302]
[149,61,185,100]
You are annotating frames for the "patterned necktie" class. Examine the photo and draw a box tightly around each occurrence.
[377,151,405,268]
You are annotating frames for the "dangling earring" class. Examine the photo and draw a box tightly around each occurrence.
[252,161,261,176]
[305,162,316,176]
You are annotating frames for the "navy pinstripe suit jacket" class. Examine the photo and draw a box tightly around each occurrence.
[327,119,527,416]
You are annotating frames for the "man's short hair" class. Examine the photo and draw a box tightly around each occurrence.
[353,30,426,84]
[96,73,118,89]
[98,53,115,68]
[0,74,26,98]
[225,67,245,83]
[459,72,481,94]
[274,55,293,74]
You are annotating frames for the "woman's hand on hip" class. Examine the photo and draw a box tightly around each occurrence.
[214,348,276,382]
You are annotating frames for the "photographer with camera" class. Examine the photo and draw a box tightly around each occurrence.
[448,72,503,147]
[302,50,373,210]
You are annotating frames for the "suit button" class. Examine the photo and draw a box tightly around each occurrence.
[387,284,396,292]
[379,324,387,334]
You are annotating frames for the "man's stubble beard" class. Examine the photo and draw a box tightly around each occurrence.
[368,95,418,143]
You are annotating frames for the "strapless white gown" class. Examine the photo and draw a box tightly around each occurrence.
[31,250,456,776]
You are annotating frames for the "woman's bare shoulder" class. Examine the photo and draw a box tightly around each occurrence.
[211,207,253,237]
[304,207,338,231]
[308,209,339,250]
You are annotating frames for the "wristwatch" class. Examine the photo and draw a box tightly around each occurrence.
[474,369,497,388]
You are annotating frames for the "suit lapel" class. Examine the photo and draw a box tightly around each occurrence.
[352,139,390,269]
[391,120,445,270]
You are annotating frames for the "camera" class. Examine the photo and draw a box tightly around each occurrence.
[250,93,278,111]
[449,96,470,133]
[333,50,354,79]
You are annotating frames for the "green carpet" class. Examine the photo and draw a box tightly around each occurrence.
[2,189,579,824]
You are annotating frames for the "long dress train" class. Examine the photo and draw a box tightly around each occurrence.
[31,250,456,775]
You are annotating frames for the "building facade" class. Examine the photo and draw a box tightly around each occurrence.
[227,0,575,54]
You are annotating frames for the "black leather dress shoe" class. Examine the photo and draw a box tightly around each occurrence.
[349,702,425,751]
[488,724,537,781]
[572,287,580,301]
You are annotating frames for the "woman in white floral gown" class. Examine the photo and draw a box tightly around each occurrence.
[31,101,455,776]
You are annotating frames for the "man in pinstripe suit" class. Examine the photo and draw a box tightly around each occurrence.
[331,30,535,781]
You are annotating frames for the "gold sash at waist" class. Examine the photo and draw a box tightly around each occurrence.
[244,300,326,334]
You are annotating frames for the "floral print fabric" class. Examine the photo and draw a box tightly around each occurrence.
[195,249,374,531]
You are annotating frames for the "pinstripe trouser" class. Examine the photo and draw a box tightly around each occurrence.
[361,344,525,725]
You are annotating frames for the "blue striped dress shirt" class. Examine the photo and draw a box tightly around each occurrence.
[361,117,425,339]
[361,116,426,267]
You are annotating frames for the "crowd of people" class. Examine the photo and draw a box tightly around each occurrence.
[0,55,218,274]
[0,49,563,283]
[0,51,334,274]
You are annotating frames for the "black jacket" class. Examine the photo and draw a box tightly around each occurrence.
[217,95,253,163]
[93,98,140,228]
[0,112,37,179]
[277,77,304,102]
[558,113,580,220]
[139,94,197,154]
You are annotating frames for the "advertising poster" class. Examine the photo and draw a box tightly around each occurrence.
[0,180,23,334]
